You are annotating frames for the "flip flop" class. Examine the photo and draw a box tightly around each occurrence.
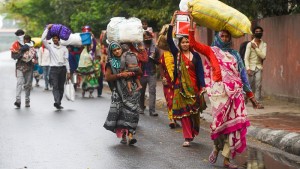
[224,163,238,169]
[128,138,137,145]
[209,150,219,164]
[169,122,176,129]
[182,141,190,147]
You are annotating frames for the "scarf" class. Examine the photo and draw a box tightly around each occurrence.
[211,31,252,93]
[108,41,122,69]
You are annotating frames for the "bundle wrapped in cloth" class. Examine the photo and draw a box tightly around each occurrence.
[185,0,252,38]
[156,24,169,51]
[60,33,91,46]
[46,24,91,46]
[46,24,72,40]
[107,17,144,43]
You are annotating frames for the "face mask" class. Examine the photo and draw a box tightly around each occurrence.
[17,35,25,45]
[254,32,263,39]
[144,39,152,45]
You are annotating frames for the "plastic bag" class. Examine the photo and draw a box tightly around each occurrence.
[179,0,193,12]
[107,17,143,43]
[65,80,75,101]
[189,0,252,38]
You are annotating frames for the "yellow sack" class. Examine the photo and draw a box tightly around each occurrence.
[32,37,42,48]
[188,0,252,38]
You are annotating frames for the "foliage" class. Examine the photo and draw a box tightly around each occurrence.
[220,0,300,20]
[1,0,300,37]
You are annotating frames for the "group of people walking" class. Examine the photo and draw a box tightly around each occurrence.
[102,11,267,169]
[10,24,105,110]
[10,10,267,169]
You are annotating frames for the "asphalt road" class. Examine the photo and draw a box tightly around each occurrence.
[0,51,299,169]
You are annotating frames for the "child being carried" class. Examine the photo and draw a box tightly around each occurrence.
[120,44,142,93]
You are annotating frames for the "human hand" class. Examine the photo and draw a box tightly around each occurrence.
[247,69,253,76]
[251,42,257,49]
[171,10,179,25]
[162,77,167,85]
[66,73,71,80]
[47,24,53,30]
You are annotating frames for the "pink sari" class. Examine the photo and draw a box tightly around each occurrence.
[204,46,250,158]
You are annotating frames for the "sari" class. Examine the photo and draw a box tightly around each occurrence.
[160,51,175,120]
[103,42,140,135]
[189,30,250,157]
[77,46,98,91]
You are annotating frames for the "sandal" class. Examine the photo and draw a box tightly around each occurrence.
[128,138,137,145]
[224,162,238,169]
[208,150,219,164]
[128,133,137,145]
[182,141,190,147]
[253,102,264,109]
[169,122,176,129]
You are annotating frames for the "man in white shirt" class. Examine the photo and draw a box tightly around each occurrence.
[38,45,51,90]
[244,26,267,101]
[41,24,70,109]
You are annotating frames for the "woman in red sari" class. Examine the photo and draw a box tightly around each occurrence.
[167,12,207,147]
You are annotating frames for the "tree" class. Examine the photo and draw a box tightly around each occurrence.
[221,0,300,20]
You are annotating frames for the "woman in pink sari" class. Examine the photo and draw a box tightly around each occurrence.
[188,15,261,168]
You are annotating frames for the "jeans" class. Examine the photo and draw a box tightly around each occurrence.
[49,66,66,105]
[248,68,262,101]
[42,66,50,88]
[16,69,33,102]
[140,74,156,113]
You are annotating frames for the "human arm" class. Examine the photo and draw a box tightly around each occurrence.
[188,21,222,82]
[233,50,253,96]
[105,64,139,82]
[253,42,267,60]
[41,25,52,50]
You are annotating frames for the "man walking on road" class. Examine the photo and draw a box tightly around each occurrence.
[11,30,36,108]
[41,24,70,109]
[139,31,160,116]
[244,26,267,102]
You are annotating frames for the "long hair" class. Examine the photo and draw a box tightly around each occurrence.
[177,35,189,51]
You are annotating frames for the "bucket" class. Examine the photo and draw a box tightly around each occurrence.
[80,32,92,45]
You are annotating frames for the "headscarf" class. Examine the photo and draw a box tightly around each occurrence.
[108,41,122,69]
[211,31,232,52]
[211,30,240,62]
[211,30,252,93]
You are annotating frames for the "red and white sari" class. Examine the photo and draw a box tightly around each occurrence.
[204,46,250,158]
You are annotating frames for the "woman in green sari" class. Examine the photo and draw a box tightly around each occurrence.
[77,45,99,97]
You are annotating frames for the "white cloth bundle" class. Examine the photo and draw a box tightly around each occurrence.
[61,33,82,46]
[107,17,143,43]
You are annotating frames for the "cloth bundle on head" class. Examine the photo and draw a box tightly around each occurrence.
[188,0,252,38]
[46,24,72,40]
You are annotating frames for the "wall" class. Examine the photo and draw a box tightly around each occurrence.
[195,14,300,102]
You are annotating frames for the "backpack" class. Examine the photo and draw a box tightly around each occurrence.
[239,41,250,63]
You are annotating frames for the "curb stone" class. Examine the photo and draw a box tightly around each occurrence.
[153,97,300,156]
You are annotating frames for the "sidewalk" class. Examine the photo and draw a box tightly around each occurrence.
[151,79,300,156]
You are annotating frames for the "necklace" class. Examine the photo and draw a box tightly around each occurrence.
[184,52,191,69]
